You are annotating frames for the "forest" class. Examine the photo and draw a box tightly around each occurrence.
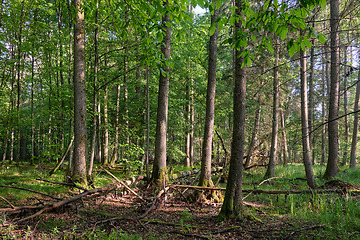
[1,0,360,239]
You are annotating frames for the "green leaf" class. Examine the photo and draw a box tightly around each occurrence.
[280,27,288,41]
[319,0,327,8]
[209,23,216,36]
[230,16,235,26]
[288,46,295,57]
[263,0,270,10]
[304,38,312,49]
[267,41,274,54]
[317,33,327,44]
[216,0,221,10]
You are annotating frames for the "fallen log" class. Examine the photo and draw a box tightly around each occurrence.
[168,184,360,195]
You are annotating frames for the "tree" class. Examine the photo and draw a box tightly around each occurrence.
[350,67,360,169]
[71,0,87,183]
[198,0,219,188]
[152,0,171,186]
[264,40,280,179]
[324,0,340,179]
[220,0,246,218]
[300,47,317,189]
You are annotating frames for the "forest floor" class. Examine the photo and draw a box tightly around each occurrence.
[2,186,327,240]
[1,164,360,239]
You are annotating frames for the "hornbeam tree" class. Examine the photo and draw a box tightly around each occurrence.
[152,0,171,186]
[71,0,87,183]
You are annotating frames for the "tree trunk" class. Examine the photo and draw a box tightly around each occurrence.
[342,42,349,165]
[198,0,219,188]
[88,0,99,177]
[72,0,87,183]
[152,0,171,186]
[102,84,109,165]
[321,43,328,165]
[324,0,340,179]
[244,94,261,168]
[350,68,360,169]
[264,41,279,179]
[300,48,317,189]
[280,109,288,166]
[220,0,245,218]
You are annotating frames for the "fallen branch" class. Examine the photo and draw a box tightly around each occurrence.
[243,177,280,200]
[36,178,87,191]
[102,168,146,202]
[49,135,74,176]
[168,184,356,195]
[0,195,15,209]
[14,184,118,223]
[0,185,61,200]
[90,187,169,232]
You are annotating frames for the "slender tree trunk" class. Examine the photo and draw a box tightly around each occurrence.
[31,54,35,164]
[324,0,340,179]
[350,68,360,169]
[198,0,219,188]
[152,0,171,186]
[220,0,245,218]
[321,44,327,164]
[308,18,315,164]
[280,109,288,166]
[88,0,99,177]
[342,43,349,165]
[145,67,150,181]
[264,41,280,179]
[102,85,109,165]
[300,49,317,189]
[111,84,121,167]
[72,0,87,183]
[244,94,261,168]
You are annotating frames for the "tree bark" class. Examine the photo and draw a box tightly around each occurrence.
[244,94,261,168]
[198,0,219,188]
[350,68,360,169]
[280,109,288,166]
[300,48,317,189]
[72,0,87,183]
[321,43,328,165]
[152,0,171,186]
[342,42,349,165]
[89,0,99,176]
[220,0,245,219]
[324,0,340,179]
[264,40,279,179]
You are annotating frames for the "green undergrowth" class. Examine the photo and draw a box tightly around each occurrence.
[242,164,360,237]
[0,161,129,202]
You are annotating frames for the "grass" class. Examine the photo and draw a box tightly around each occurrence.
[242,163,360,237]
[2,161,360,238]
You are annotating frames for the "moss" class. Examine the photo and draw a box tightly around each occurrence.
[154,167,168,186]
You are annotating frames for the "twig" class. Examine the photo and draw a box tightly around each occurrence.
[91,187,169,231]
[0,196,15,209]
[36,178,87,191]
[0,185,61,200]
[101,167,147,202]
